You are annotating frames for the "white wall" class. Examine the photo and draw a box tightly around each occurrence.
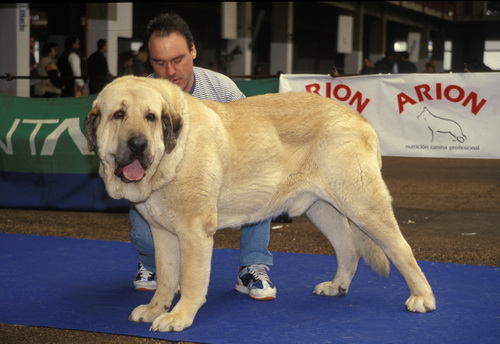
[88,3,133,76]
[0,4,30,97]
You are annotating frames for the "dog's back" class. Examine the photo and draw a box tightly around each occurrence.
[205,92,371,144]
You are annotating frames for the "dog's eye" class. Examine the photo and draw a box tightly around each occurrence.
[113,111,125,120]
[146,113,156,122]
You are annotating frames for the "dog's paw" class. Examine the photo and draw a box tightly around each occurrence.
[313,281,349,296]
[150,310,194,332]
[405,294,436,313]
[128,303,166,323]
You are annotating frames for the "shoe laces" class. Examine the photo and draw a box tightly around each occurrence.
[137,263,155,280]
[247,264,271,283]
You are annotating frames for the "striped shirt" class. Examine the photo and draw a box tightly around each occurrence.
[150,66,245,103]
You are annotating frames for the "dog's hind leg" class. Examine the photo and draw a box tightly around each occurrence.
[306,200,360,296]
[324,153,435,313]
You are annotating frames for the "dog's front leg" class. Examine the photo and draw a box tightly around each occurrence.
[129,226,180,324]
[150,220,215,332]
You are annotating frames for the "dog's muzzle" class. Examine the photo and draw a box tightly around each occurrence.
[114,136,148,182]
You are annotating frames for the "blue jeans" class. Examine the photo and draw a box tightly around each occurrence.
[129,205,273,273]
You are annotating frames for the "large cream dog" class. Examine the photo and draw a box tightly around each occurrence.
[85,75,435,332]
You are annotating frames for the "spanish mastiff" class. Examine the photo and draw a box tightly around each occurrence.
[85,75,435,332]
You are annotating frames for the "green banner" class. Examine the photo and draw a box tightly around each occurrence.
[0,94,98,174]
[235,78,279,96]
[0,78,279,174]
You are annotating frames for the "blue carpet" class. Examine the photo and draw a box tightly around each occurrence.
[0,233,498,344]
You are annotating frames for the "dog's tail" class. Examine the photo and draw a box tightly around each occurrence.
[360,131,389,276]
[352,224,390,277]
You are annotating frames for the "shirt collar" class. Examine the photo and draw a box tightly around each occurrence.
[188,72,196,95]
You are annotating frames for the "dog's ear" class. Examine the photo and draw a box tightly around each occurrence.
[84,105,101,152]
[161,104,183,154]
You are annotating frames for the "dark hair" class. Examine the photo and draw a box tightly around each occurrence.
[64,36,78,50]
[97,39,107,50]
[41,42,58,57]
[119,50,136,64]
[385,49,395,58]
[144,13,194,52]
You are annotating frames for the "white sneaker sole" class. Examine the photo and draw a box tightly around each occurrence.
[235,280,277,300]
[134,282,157,291]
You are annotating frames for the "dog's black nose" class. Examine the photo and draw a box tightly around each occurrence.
[128,136,147,154]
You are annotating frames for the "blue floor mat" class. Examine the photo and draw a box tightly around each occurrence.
[1,233,498,343]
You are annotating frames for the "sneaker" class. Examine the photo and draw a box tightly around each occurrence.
[235,264,277,300]
[133,263,156,291]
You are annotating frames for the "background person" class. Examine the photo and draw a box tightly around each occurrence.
[133,45,151,76]
[398,51,417,73]
[425,60,436,73]
[87,39,113,94]
[30,36,39,97]
[118,50,136,76]
[58,36,85,97]
[359,56,375,74]
[466,58,493,72]
[374,50,397,73]
[34,42,64,97]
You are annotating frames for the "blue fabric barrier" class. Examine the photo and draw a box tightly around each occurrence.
[0,171,128,211]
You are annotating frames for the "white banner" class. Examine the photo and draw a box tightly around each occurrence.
[279,73,500,159]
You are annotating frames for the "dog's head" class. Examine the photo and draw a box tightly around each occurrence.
[84,76,186,201]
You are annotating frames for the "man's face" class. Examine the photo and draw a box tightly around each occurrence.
[148,32,197,93]
[50,47,58,57]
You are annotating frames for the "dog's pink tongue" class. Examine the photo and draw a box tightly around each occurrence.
[122,160,145,181]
